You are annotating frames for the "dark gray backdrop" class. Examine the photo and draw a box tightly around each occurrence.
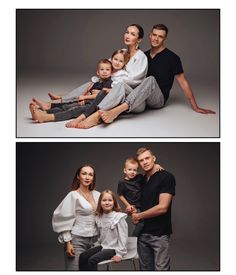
[17,9,219,82]
[16,142,220,271]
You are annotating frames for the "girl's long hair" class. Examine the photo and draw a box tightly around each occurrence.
[96,189,121,216]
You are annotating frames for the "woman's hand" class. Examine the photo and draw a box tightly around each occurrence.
[155,163,164,171]
[65,241,75,258]
[111,255,122,263]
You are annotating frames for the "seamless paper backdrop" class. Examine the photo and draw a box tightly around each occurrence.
[16,142,220,271]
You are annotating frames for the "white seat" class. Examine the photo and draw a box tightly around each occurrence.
[98,237,139,270]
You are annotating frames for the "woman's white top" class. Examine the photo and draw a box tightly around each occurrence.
[52,190,100,243]
[124,49,148,87]
[95,211,128,258]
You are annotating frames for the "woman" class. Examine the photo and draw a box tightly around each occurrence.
[52,165,100,270]
[74,23,148,129]
[31,24,147,125]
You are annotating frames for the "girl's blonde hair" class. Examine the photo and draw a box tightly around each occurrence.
[111,49,130,68]
[96,189,121,216]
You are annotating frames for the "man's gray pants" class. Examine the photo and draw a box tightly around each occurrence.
[138,233,170,271]
[98,76,164,113]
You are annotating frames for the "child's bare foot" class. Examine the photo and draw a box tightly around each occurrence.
[33,109,54,123]
[99,110,118,124]
[29,102,38,120]
[32,97,51,110]
[76,112,101,129]
[65,114,86,128]
[48,92,62,100]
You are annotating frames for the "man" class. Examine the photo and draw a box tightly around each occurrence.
[82,24,214,126]
[132,147,175,271]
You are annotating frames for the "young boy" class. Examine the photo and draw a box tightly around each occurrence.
[117,157,144,237]
[30,59,113,123]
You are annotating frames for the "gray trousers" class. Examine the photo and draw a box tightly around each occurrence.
[138,233,170,271]
[61,82,91,103]
[98,76,164,113]
[64,234,97,271]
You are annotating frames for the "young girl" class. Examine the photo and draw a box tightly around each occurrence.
[52,164,100,270]
[79,190,128,271]
[65,49,130,128]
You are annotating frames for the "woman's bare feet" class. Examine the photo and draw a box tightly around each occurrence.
[65,114,86,128]
[48,92,62,100]
[99,110,118,124]
[76,112,101,129]
[32,109,54,123]
[32,97,51,110]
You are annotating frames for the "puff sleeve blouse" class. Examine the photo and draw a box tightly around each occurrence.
[52,190,100,243]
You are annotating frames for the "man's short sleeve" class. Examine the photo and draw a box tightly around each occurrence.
[159,173,176,196]
[172,55,184,76]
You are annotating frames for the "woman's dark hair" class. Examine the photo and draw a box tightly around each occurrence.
[71,164,96,191]
[129,23,144,39]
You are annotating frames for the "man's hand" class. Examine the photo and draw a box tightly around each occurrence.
[132,212,141,224]
[194,107,216,114]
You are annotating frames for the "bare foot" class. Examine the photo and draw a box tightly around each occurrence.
[65,114,86,128]
[32,97,51,110]
[76,112,101,129]
[29,102,38,120]
[33,109,54,123]
[48,92,62,100]
[99,110,118,124]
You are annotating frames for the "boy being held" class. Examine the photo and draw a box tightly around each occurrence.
[117,157,164,237]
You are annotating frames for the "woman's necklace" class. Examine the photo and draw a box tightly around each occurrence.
[78,188,91,201]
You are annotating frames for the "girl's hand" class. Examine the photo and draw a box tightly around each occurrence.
[65,242,75,258]
[112,255,122,263]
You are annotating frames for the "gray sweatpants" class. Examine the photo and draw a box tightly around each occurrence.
[98,76,164,113]
[64,234,97,271]
[138,233,170,271]
[61,82,91,103]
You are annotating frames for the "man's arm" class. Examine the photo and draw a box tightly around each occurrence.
[175,73,215,114]
[132,193,173,224]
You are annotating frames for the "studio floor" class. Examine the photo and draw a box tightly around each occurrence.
[17,73,219,138]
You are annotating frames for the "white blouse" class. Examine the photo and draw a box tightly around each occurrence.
[52,190,100,243]
[95,211,128,258]
[124,49,148,87]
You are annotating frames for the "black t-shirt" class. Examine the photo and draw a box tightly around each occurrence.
[145,48,184,103]
[117,174,144,209]
[141,170,176,236]
[89,77,112,92]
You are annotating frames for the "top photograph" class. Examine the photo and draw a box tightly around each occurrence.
[16,9,219,138]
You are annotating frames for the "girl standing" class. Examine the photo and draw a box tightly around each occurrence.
[52,164,100,270]
[79,190,128,271]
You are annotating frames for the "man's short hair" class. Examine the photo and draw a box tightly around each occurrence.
[152,24,168,36]
[136,147,154,158]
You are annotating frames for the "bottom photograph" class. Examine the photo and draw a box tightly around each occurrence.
[16,142,220,271]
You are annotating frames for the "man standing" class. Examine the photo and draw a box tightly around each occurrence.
[132,147,175,271]
[98,24,215,124]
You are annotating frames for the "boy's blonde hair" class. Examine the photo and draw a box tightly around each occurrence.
[96,189,121,216]
[97,59,112,70]
[124,157,139,168]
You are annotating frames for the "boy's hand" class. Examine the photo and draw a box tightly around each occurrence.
[111,255,122,263]
[126,205,136,214]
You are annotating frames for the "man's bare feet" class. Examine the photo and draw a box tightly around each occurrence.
[33,109,54,123]
[99,110,118,124]
[48,92,62,100]
[32,97,51,110]
[76,112,101,129]
[65,114,86,128]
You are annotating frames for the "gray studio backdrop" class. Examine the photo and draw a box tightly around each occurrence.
[17,142,220,271]
[17,9,219,82]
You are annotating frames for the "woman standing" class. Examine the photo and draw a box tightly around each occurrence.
[52,165,100,270]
